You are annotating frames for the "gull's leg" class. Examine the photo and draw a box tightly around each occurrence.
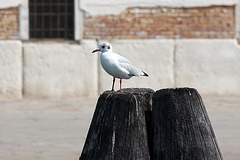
[111,77,115,91]
[119,79,122,92]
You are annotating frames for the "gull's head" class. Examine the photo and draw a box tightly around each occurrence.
[92,42,112,53]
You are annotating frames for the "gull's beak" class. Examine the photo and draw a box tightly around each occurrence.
[92,49,100,53]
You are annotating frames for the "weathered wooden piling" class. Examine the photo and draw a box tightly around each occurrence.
[80,88,154,160]
[152,88,223,160]
[80,87,223,160]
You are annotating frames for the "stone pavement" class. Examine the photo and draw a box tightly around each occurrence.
[0,95,239,160]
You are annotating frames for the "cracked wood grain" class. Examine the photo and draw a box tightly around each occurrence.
[80,88,154,160]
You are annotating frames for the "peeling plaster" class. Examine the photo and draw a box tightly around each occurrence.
[81,0,238,16]
[0,0,22,9]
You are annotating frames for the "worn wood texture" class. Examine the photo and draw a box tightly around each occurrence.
[80,88,154,160]
[152,88,223,160]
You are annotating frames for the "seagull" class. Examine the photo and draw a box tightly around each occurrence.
[92,42,148,92]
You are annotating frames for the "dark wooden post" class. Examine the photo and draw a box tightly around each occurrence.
[152,88,223,160]
[80,88,154,160]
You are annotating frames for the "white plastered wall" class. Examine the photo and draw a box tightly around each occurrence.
[1,39,240,99]
[23,40,98,98]
[175,39,240,95]
[0,40,22,99]
[81,0,238,16]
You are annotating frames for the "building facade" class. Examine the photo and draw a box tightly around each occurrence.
[0,0,240,98]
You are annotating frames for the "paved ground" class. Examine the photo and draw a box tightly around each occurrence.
[0,95,239,160]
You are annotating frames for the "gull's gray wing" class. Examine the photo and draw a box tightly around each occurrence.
[114,53,145,76]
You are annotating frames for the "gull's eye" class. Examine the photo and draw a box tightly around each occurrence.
[102,45,105,49]
[108,46,110,49]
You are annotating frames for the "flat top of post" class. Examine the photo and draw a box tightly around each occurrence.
[154,87,199,96]
[101,88,154,96]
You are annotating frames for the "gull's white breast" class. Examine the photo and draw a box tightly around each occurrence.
[100,52,131,79]
[100,51,145,79]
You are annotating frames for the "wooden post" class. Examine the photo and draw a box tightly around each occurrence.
[80,88,154,160]
[152,88,223,160]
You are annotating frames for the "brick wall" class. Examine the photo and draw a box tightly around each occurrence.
[84,6,235,39]
[0,7,19,39]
